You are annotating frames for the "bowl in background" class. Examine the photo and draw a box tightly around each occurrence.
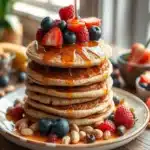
[117,53,150,88]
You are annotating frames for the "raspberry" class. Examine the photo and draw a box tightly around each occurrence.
[59,5,75,21]
[47,134,58,143]
[36,28,45,43]
[76,27,89,43]
[97,120,116,133]
[114,105,135,129]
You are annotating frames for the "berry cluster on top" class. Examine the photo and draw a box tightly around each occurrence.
[36,5,102,48]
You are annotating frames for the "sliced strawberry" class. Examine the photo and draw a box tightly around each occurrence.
[36,28,45,43]
[140,72,150,84]
[82,17,102,29]
[67,19,85,32]
[42,27,63,48]
[59,5,75,21]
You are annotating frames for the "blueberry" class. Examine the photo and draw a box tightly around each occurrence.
[18,72,26,82]
[113,79,121,88]
[146,84,150,91]
[0,76,9,87]
[139,82,147,89]
[89,26,102,41]
[108,113,114,121]
[117,125,126,136]
[51,118,69,138]
[39,118,53,136]
[41,17,53,32]
[63,31,76,44]
[86,134,96,143]
[113,96,120,106]
[111,72,118,79]
[58,20,67,31]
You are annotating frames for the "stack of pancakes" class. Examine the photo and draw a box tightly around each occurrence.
[24,40,114,126]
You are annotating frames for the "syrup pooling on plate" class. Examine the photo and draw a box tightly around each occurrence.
[37,41,105,67]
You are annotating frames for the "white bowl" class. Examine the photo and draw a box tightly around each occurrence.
[136,77,150,101]
[0,87,149,150]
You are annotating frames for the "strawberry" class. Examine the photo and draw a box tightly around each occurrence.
[146,97,150,109]
[76,27,89,43]
[67,19,85,32]
[8,105,24,121]
[140,72,150,84]
[139,50,150,64]
[97,120,116,133]
[82,17,102,29]
[42,27,63,47]
[114,105,135,129]
[36,28,45,43]
[131,43,145,56]
[47,134,58,143]
[59,5,75,21]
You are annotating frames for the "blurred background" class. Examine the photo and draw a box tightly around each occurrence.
[0,0,149,48]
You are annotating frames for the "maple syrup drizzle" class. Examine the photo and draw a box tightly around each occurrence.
[36,41,101,67]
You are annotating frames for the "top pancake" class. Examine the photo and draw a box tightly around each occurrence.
[27,40,112,68]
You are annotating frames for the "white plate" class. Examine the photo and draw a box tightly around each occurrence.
[0,88,149,150]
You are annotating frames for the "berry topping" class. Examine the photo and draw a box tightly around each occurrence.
[36,28,45,43]
[18,72,27,82]
[86,134,96,143]
[51,118,69,138]
[114,105,135,129]
[89,26,102,41]
[0,75,9,87]
[59,5,75,21]
[47,134,58,143]
[41,17,53,32]
[117,125,126,136]
[67,19,85,32]
[63,30,76,44]
[82,17,102,29]
[58,20,67,31]
[97,120,116,133]
[76,27,89,43]
[42,27,63,47]
[39,119,53,136]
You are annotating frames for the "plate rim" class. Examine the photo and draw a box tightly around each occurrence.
[0,87,149,148]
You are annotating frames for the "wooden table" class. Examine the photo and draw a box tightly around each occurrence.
[0,47,150,150]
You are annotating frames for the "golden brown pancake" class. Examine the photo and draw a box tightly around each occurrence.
[27,59,112,86]
[26,78,113,98]
[27,40,112,68]
[24,102,114,126]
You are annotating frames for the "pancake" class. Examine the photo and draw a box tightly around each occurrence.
[24,102,114,126]
[26,91,113,119]
[26,59,112,86]
[26,78,113,98]
[27,40,112,68]
[26,90,99,106]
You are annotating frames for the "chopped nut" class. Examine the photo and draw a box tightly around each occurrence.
[21,128,33,136]
[71,130,80,144]
[103,130,111,140]
[79,131,86,141]
[94,120,104,128]
[92,129,103,139]
[15,118,28,130]
[29,122,39,132]
[4,85,15,93]
[62,136,71,144]
[71,124,79,132]
[83,126,93,133]
[0,90,5,97]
